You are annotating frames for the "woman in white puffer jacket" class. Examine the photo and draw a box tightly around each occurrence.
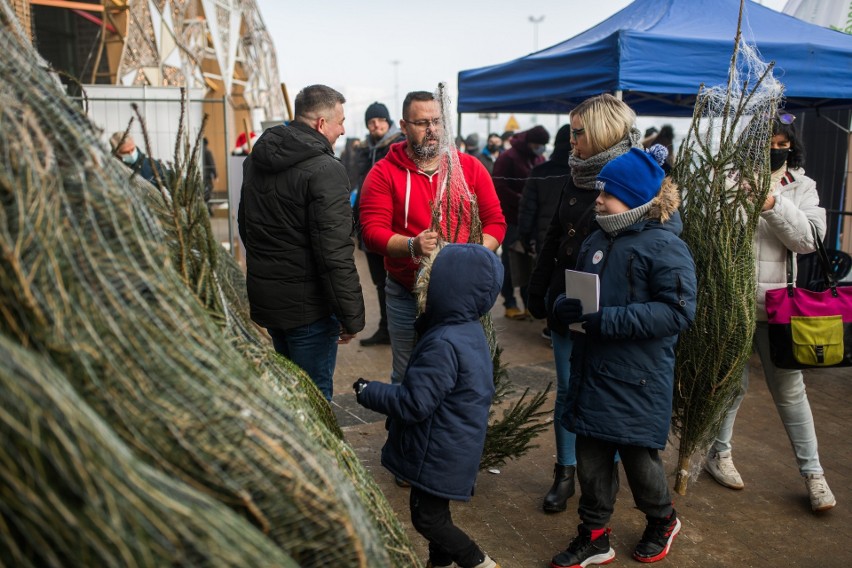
[704,115,835,513]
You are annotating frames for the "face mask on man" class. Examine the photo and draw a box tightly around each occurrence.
[486,144,501,154]
[769,148,789,172]
[532,145,546,156]
[121,148,139,165]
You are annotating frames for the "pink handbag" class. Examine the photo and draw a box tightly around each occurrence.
[765,224,852,369]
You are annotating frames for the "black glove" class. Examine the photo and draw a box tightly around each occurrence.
[528,293,547,320]
[581,311,603,337]
[552,294,583,325]
[353,378,370,401]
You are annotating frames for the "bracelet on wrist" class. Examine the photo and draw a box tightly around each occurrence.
[408,237,421,264]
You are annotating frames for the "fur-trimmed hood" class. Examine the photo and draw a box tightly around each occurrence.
[648,176,680,224]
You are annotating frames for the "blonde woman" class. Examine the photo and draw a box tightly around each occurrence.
[528,94,642,513]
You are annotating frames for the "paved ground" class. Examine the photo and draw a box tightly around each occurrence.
[332,247,851,568]
[212,213,850,568]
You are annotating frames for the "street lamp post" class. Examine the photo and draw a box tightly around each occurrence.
[529,15,545,51]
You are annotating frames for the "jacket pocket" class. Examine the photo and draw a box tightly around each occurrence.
[594,358,655,388]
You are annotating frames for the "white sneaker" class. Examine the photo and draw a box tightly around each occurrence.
[804,473,836,512]
[704,450,744,489]
[471,555,499,568]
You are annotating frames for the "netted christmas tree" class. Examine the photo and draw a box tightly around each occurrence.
[670,1,783,494]
[0,2,419,565]
[413,83,550,471]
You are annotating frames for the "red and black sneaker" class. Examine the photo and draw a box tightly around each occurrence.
[632,509,681,563]
[551,525,615,568]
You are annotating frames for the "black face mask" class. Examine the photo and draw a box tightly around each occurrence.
[486,144,501,154]
[770,148,790,172]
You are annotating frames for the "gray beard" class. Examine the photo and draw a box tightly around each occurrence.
[411,139,439,160]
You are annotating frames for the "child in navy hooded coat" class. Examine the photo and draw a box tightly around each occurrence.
[354,243,503,568]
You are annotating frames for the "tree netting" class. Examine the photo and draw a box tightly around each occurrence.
[0,3,419,566]
[413,83,550,471]
[0,335,298,568]
[671,3,783,495]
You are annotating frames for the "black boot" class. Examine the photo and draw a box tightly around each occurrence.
[543,464,575,513]
[360,327,390,346]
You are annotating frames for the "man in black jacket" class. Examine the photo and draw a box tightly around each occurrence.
[238,84,365,401]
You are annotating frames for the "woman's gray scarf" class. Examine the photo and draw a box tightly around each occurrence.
[569,127,642,189]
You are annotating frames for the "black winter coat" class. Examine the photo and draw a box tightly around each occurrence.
[518,150,572,251]
[238,122,365,334]
[527,178,599,335]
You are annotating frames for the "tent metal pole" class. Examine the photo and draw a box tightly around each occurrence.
[614,90,623,100]
[457,113,462,139]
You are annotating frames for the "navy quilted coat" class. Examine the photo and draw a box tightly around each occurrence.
[357,244,502,500]
[562,197,697,450]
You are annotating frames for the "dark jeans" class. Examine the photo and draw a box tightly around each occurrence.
[410,487,484,568]
[500,223,528,309]
[500,224,518,308]
[267,315,340,401]
[576,435,673,529]
[365,250,388,331]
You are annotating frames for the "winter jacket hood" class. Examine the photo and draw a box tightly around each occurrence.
[416,244,503,333]
[251,121,334,172]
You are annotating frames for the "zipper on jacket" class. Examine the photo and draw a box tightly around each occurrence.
[676,274,685,307]
[626,253,635,301]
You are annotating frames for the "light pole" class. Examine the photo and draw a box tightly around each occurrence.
[529,15,545,51]
[391,60,400,114]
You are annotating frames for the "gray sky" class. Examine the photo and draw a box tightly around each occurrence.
[255,0,787,143]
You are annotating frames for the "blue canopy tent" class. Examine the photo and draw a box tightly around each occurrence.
[457,0,852,116]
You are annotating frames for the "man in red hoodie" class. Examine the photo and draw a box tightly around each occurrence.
[359,90,506,387]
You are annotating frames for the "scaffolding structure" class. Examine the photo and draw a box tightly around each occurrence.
[25,0,286,121]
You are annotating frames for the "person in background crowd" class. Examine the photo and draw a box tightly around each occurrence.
[109,131,168,185]
[358,90,505,391]
[340,137,363,193]
[493,125,550,320]
[355,102,405,347]
[354,244,503,568]
[549,148,696,568]
[704,113,834,513]
[500,130,515,150]
[518,124,572,342]
[202,137,218,213]
[238,84,364,401]
[527,94,641,515]
[641,126,659,148]
[477,132,503,175]
[464,133,481,156]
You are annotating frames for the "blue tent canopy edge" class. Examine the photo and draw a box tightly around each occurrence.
[457,0,852,117]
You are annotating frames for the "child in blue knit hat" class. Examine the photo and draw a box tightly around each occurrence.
[549,148,698,568]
